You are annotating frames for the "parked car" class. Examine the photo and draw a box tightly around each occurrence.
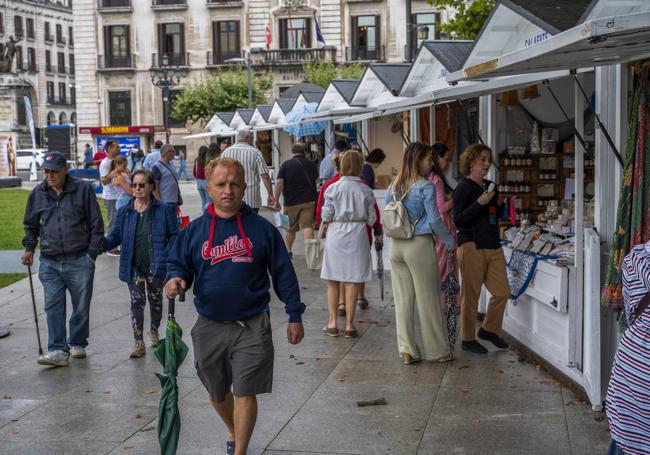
[15,149,46,171]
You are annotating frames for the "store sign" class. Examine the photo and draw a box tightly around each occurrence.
[79,125,155,135]
[524,32,550,48]
[96,136,141,157]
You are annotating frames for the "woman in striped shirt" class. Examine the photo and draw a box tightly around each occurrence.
[606,242,650,455]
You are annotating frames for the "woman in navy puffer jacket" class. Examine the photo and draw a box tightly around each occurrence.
[103,169,179,358]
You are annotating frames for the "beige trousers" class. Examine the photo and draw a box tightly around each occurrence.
[457,242,510,341]
[389,235,449,360]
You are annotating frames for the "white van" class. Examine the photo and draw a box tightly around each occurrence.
[16,149,47,171]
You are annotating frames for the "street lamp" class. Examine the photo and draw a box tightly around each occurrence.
[225,52,252,109]
[150,53,183,144]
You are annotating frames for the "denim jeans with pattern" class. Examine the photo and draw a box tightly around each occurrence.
[127,273,163,340]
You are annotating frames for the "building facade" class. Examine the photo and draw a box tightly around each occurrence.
[0,0,75,149]
[73,0,450,150]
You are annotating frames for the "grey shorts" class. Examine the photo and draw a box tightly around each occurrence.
[191,312,274,402]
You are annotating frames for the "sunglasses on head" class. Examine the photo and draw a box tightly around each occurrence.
[130,182,150,188]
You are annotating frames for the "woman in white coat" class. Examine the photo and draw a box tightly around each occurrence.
[320,151,376,338]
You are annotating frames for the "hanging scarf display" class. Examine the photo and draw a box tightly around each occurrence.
[602,64,650,310]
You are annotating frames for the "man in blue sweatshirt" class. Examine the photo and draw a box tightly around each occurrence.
[165,157,305,455]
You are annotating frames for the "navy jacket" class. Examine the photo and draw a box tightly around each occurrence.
[103,198,179,283]
[23,176,104,260]
[166,203,305,323]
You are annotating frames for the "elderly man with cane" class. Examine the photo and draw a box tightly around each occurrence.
[21,152,104,366]
[165,157,304,455]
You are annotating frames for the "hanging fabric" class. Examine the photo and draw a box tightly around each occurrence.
[602,64,650,310]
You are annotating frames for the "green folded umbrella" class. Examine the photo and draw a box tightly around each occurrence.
[155,293,189,455]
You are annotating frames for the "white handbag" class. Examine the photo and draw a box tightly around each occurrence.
[304,223,326,271]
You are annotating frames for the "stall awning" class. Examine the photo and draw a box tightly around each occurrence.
[448,11,650,82]
[333,101,434,125]
[183,130,235,140]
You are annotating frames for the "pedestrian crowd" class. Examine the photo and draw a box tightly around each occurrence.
[21,133,644,455]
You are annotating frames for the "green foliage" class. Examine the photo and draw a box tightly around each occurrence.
[171,69,272,124]
[428,0,496,40]
[303,61,366,89]
[0,189,29,250]
[0,273,27,289]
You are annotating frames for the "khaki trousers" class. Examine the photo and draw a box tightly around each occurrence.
[389,235,449,360]
[457,242,510,341]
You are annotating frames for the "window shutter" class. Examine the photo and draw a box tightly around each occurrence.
[125,25,131,59]
[212,21,218,62]
[375,16,381,58]
[279,19,287,49]
[157,24,163,62]
[180,23,185,56]
[351,16,358,50]
[306,18,312,48]
[235,21,241,57]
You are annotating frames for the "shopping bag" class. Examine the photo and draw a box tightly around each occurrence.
[304,224,326,271]
[274,211,290,230]
[177,208,190,229]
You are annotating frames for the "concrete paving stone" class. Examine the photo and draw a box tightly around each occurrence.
[269,411,428,455]
[0,438,117,455]
[272,324,359,361]
[439,349,565,392]
[264,452,360,455]
[431,387,565,420]
[561,388,610,454]
[0,399,159,443]
[273,355,339,385]
[299,382,436,419]
[0,397,47,428]
[417,418,571,455]
[325,358,447,387]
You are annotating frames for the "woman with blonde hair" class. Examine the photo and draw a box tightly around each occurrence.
[320,151,376,338]
[385,142,455,365]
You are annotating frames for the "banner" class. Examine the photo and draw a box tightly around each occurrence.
[96,136,141,156]
[24,96,38,181]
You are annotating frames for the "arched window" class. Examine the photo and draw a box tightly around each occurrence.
[59,112,68,125]
[70,112,77,125]
[47,111,56,125]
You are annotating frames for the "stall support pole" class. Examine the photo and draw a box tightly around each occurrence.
[570,75,586,370]
[361,119,369,152]
[409,109,418,143]
[272,129,280,170]
[429,104,436,144]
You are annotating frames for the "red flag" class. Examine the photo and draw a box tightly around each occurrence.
[265,22,272,50]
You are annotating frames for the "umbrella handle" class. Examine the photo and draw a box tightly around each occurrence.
[168,298,175,320]
[178,286,185,302]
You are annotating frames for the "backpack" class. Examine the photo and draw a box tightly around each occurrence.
[383,182,419,239]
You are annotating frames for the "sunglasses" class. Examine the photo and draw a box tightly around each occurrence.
[130,182,150,189]
[43,169,62,174]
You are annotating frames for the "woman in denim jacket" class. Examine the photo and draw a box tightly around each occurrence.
[385,142,455,365]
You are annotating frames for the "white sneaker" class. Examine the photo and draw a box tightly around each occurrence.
[69,346,86,358]
[37,350,70,367]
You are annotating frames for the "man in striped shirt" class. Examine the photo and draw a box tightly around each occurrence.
[222,128,275,213]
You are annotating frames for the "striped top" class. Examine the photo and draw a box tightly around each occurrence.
[221,143,269,209]
[606,242,650,455]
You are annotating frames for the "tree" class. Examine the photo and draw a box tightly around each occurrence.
[428,0,496,40]
[303,61,367,89]
[171,68,272,124]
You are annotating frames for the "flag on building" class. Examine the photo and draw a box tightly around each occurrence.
[314,14,326,45]
[265,22,272,50]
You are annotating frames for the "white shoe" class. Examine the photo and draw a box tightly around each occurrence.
[37,350,70,367]
[69,346,86,358]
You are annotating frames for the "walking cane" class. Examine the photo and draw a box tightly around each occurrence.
[27,264,44,356]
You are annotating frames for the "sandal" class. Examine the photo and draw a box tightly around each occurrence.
[337,303,346,317]
[322,327,339,337]
[357,297,369,310]
[344,329,358,338]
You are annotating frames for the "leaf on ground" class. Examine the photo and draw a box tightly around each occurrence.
[461,388,471,395]
[103,390,111,394]
[85,390,93,393]
[141,426,156,432]
[458,365,470,370]
[135,413,143,419]
[3,394,11,399]
[594,415,605,422]
[336,377,345,382]
[497,370,504,374]
[289,355,295,359]
[295,362,304,365]
[539,379,560,386]
[357,320,379,324]
[357,398,387,407]
[143,389,156,395]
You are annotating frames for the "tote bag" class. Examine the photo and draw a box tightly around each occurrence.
[305,223,326,271]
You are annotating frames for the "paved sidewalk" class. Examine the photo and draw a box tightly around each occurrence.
[0,182,609,454]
